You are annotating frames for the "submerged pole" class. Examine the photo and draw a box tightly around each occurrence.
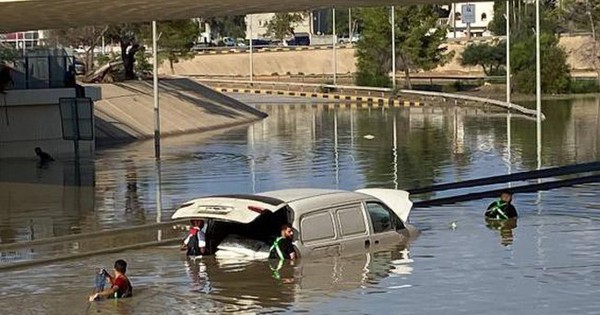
[152,21,161,160]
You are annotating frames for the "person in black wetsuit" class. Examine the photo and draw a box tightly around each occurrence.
[485,190,518,220]
[34,147,54,168]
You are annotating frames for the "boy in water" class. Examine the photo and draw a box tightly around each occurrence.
[89,259,133,301]
[181,219,206,256]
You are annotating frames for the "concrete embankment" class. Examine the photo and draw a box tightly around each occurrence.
[163,35,594,77]
[160,48,356,77]
[92,78,267,145]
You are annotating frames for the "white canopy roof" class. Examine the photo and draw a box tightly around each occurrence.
[0,0,479,33]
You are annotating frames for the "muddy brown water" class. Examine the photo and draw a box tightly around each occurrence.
[0,98,599,314]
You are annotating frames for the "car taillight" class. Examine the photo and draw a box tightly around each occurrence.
[247,206,264,214]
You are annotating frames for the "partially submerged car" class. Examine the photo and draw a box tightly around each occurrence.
[171,188,419,258]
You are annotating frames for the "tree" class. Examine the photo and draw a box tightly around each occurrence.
[264,13,306,40]
[511,33,571,94]
[0,44,17,64]
[46,26,108,73]
[486,0,571,93]
[140,20,199,73]
[557,0,600,88]
[461,41,506,76]
[205,16,246,39]
[355,6,451,89]
[105,23,146,80]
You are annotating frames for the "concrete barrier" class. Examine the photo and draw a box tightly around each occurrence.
[199,78,544,119]
[92,78,267,146]
[216,87,423,108]
[194,44,354,55]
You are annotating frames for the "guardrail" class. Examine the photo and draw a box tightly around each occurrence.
[195,77,544,119]
[192,44,355,55]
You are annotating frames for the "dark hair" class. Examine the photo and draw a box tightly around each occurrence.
[114,259,127,273]
[280,223,292,231]
[500,190,513,196]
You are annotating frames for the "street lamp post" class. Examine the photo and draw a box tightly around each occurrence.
[391,6,396,89]
[152,21,161,160]
[249,15,254,83]
[535,0,542,170]
[333,7,337,85]
[506,1,511,109]
[349,8,352,41]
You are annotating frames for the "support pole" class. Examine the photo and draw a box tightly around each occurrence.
[249,15,254,83]
[506,0,511,109]
[391,6,396,89]
[333,7,337,85]
[453,3,457,39]
[535,0,542,170]
[349,8,353,42]
[152,21,161,160]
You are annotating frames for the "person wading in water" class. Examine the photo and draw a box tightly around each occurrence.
[485,191,518,220]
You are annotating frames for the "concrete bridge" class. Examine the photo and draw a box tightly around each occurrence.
[0,0,464,32]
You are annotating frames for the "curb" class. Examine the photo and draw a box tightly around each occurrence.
[196,44,354,55]
[215,87,424,107]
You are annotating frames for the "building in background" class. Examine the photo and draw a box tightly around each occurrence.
[444,2,495,38]
[245,13,312,40]
[0,30,46,51]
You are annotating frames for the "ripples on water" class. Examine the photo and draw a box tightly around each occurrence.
[0,98,599,314]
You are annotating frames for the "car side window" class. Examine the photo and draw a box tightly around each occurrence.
[336,205,367,237]
[300,211,336,243]
[366,202,398,233]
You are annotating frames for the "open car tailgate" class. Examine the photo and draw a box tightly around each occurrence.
[355,189,413,223]
[171,195,286,224]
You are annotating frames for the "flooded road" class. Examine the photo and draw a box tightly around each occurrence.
[0,97,599,314]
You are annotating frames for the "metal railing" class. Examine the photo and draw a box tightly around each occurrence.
[195,77,543,119]
[5,55,75,90]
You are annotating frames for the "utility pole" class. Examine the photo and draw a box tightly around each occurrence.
[535,0,542,170]
[453,3,457,39]
[348,8,353,41]
[391,6,396,89]
[152,21,161,160]
[506,0,511,108]
[249,15,254,83]
[333,7,337,85]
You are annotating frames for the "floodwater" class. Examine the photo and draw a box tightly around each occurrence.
[0,97,599,314]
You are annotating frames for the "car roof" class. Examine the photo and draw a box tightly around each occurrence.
[259,189,371,215]
[258,188,358,203]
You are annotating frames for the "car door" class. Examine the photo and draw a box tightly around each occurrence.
[334,203,371,253]
[298,209,340,257]
[364,201,404,251]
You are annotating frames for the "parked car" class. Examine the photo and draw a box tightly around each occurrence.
[220,37,237,47]
[171,188,419,259]
[339,34,362,44]
[236,38,247,47]
[250,39,271,47]
[286,32,311,46]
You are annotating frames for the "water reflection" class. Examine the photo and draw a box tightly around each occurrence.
[485,218,518,247]
[0,159,94,246]
[2,98,600,257]
[0,97,599,314]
